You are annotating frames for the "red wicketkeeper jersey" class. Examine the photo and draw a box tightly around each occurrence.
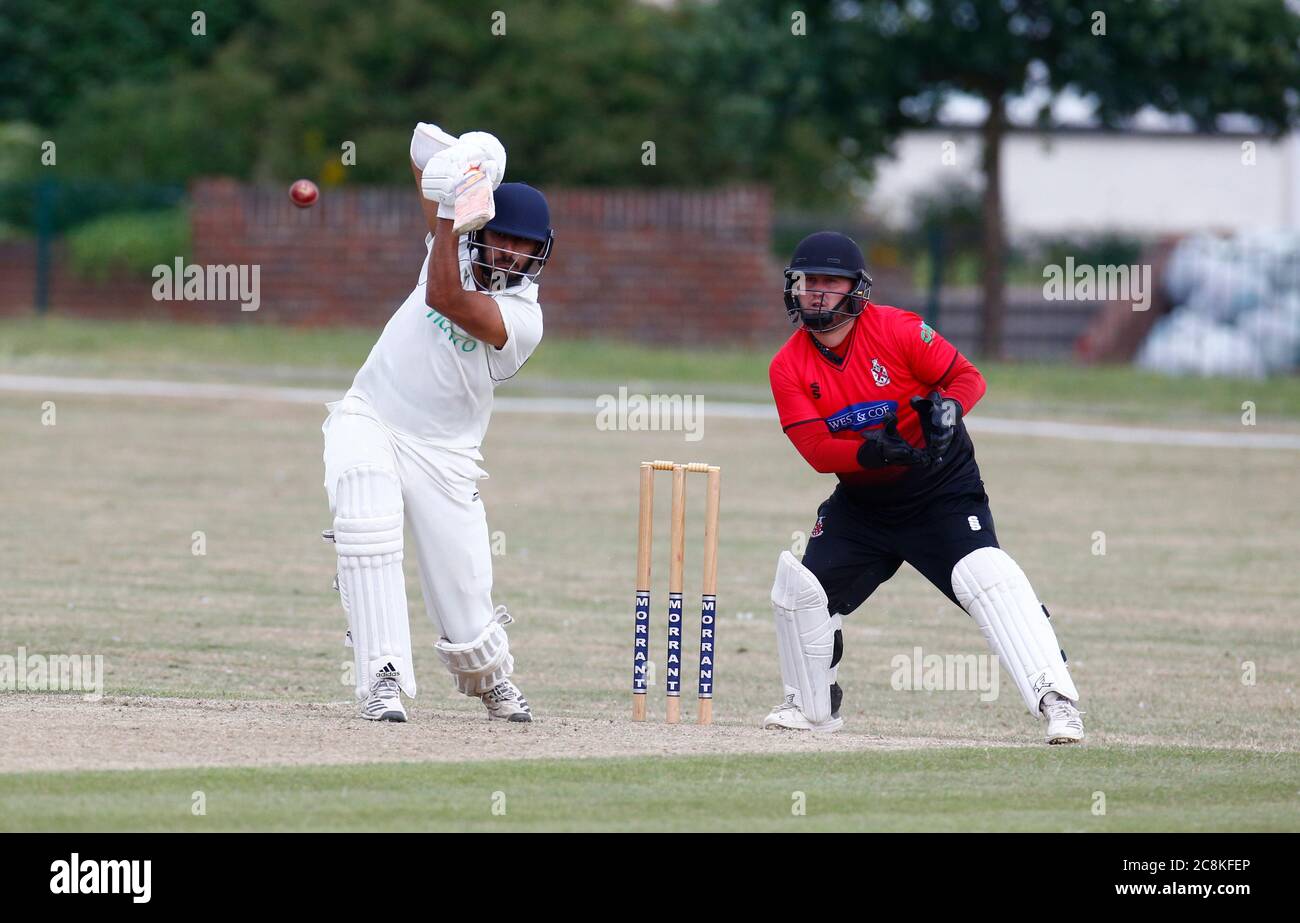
[769,304,987,493]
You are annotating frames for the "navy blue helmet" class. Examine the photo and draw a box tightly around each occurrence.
[467,182,555,290]
[783,231,872,332]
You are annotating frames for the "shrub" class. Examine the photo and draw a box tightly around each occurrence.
[65,207,189,281]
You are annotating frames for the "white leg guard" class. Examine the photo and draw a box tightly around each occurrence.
[435,607,515,696]
[951,547,1079,714]
[334,465,417,700]
[322,535,354,649]
[771,551,837,723]
[780,614,841,708]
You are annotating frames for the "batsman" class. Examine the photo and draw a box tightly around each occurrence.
[764,232,1084,744]
[321,123,553,723]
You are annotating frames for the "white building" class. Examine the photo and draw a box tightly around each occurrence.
[866,122,1300,238]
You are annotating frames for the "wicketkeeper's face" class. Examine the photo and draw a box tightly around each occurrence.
[794,274,854,309]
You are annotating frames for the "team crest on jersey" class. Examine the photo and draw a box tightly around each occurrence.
[810,515,825,538]
[870,358,890,386]
[919,322,935,344]
[810,381,821,399]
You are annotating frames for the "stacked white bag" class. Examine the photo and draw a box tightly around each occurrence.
[1138,231,1300,378]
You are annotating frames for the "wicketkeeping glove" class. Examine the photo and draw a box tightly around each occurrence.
[909,390,962,464]
[857,413,929,469]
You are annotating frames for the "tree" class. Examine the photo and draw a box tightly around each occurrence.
[682,0,1300,356]
[850,0,1300,356]
[0,0,260,126]
[666,1,901,206]
[43,0,716,188]
[11,0,1298,345]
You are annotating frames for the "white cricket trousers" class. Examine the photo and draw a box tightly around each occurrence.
[322,396,496,696]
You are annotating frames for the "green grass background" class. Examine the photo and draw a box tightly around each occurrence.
[3,317,1298,832]
[3,316,1299,423]
[3,747,1295,832]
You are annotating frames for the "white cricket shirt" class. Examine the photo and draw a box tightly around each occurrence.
[346,235,543,456]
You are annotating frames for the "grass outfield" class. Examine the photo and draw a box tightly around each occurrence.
[2,748,1296,832]
[3,315,1299,423]
[3,321,1298,832]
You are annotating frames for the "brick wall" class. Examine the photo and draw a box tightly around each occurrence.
[0,182,1101,357]
[0,240,172,320]
[0,176,780,343]
[0,179,788,345]
[540,187,784,344]
[187,179,431,327]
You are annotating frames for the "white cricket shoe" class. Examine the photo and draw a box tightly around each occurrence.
[361,664,407,722]
[481,679,532,722]
[1041,693,1084,744]
[762,694,842,733]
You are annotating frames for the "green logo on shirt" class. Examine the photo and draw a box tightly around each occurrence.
[919,322,935,344]
[426,309,480,352]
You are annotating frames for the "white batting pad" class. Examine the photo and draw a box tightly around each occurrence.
[435,607,514,696]
[771,551,837,723]
[334,464,416,700]
[951,547,1079,713]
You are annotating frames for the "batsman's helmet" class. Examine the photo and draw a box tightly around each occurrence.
[783,231,872,332]
[467,182,555,290]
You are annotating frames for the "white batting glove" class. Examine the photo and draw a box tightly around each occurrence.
[410,122,460,170]
[458,131,506,188]
[422,145,472,219]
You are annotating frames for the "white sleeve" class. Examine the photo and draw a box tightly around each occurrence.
[488,293,543,381]
[415,233,435,286]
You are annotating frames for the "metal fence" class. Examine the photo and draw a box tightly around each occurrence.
[0,179,186,313]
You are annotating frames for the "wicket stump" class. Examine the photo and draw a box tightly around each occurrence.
[632,460,720,724]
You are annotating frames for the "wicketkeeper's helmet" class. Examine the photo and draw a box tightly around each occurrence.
[783,231,872,332]
[467,182,555,290]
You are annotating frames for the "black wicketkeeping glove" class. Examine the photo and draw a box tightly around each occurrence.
[909,390,962,463]
[857,413,929,469]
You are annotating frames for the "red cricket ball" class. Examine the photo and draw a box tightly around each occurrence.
[289,179,319,208]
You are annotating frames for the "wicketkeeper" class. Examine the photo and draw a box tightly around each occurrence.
[321,124,553,723]
[765,231,1084,744]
